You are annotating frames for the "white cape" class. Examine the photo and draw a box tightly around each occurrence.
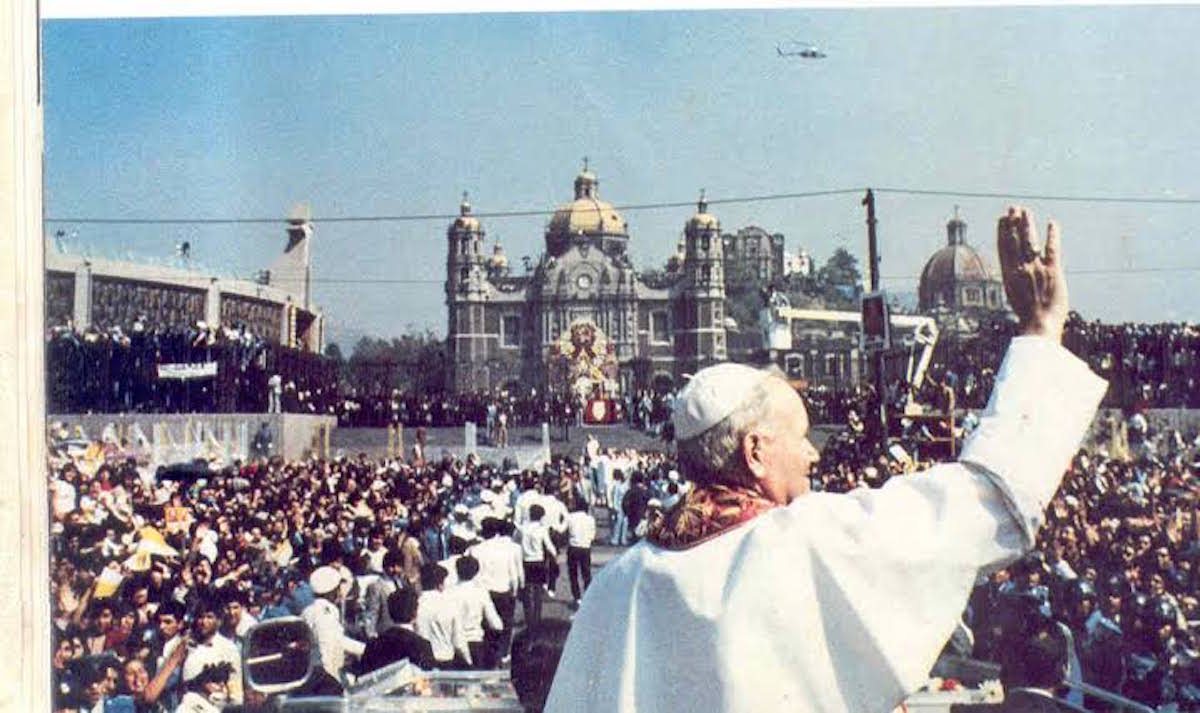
[546,337,1106,713]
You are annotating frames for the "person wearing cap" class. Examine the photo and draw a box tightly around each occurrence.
[301,565,365,683]
[546,208,1108,713]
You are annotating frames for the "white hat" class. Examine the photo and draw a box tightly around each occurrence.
[672,363,774,441]
[309,565,340,595]
[479,490,495,503]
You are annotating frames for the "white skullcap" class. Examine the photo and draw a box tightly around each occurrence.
[672,363,774,441]
[309,565,340,595]
[479,490,495,503]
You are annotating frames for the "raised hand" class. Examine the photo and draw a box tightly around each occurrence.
[997,205,1068,342]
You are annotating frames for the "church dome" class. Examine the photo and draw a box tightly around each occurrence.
[917,213,997,309]
[547,162,627,236]
[687,190,718,232]
[451,193,481,232]
[489,242,508,270]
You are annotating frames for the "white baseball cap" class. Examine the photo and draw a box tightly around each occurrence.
[309,565,340,595]
[672,363,775,441]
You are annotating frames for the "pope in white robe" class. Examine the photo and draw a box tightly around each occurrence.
[545,207,1106,713]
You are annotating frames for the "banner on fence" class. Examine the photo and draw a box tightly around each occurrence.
[156,362,218,380]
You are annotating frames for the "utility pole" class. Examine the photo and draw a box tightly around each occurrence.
[862,189,888,447]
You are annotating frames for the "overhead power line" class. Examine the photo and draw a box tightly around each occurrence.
[43,189,864,226]
[45,186,1200,227]
[875,187,1200,205]
[51,264,1200,288]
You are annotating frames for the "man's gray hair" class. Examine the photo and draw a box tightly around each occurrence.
[675,376,782,487]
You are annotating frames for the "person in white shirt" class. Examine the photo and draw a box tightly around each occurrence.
[438,535,471,590]
[546,207,1108,713]
[451,555,504,668]
[513,478,542,528]
[518,504,557,631]
[362,530,389,574]
[565,500,597,607]
[415,563,471,668]
[539,489,569,595]
[469,518,524,664]
[180,600,243,706]
[448,504,478,544]
[218,588,257,646]
[302,566,365,684]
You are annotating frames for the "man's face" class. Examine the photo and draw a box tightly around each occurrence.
[194,611,218,639]
[225,601,243,627]
[747,380,821,505]
[158,612,180,639]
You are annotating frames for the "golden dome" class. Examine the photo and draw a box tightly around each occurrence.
[451,192,481,232]
[547,162,627,236]
[490,242,508,269]
[548,197,627,235]
[687,191,719,231]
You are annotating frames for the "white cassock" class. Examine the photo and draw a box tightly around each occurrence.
[545,337,1107,713]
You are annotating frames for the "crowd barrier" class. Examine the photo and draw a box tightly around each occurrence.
[48,412,337,465]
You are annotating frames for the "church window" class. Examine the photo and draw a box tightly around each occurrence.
[701,235,710,252]
[651,311,669,344]
[501,315,520,348]
[461,240,469,256]
[964,287,981,304]
[460,267,469,281]
[824,353,837,377]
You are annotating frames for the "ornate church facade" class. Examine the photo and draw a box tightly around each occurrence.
[445,164,731,398]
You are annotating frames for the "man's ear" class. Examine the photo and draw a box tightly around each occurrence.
[741,431,768,480]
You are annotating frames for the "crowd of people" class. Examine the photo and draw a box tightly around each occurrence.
[46,421,689,713]
[931,315,1200,412]
[333,388,680,436]
[46,320,337,416]
[813,408,1200,710]
[45,399,1200,711]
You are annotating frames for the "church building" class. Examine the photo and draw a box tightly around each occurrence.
[445,163,730,398]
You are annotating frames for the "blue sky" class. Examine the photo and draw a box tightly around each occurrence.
[42,7,1200,344]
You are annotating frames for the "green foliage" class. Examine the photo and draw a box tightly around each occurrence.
[815,248,863,310]
[324,342,346,364]
[344,330,447,396]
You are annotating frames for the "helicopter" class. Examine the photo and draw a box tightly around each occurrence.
[776,40,827,59]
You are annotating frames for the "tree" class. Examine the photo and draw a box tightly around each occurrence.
[345,330,448,397]
[817,248,863,310]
